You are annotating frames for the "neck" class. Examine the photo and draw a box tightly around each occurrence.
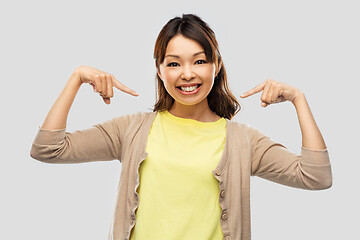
[169,100,221,122]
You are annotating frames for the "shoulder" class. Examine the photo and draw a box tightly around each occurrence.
[111,111,156,127]
[226,119,264,139]
[226,118,253,132]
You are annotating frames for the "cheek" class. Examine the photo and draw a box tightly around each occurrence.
[199,64,215,76]
[161,70,179,85]
[199,66,216,82]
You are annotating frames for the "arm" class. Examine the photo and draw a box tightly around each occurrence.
[248,126,332,190]
[241,79,332,189]
[241,79,326,150]
[292,92,326,150]
[40,66,138,130]
[30,66,138,163]
[30,114,134,164]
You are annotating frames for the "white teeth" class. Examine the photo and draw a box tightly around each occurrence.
[180,85,198,92]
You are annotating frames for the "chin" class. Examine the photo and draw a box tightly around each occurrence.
[173,96,208,107]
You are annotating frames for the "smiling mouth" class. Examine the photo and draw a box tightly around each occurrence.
[177,84,202,92]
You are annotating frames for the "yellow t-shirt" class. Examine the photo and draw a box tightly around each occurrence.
[130,110,226,240]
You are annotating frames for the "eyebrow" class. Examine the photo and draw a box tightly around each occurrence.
[164,51,205,59]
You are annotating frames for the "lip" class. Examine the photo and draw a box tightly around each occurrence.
[176,83,202,88]
[177,84,202,95]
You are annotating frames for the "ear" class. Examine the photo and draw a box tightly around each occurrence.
[155,61,163,81]
[216,65,222,77]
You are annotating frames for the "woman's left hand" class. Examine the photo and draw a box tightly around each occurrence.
[240,79,303,107]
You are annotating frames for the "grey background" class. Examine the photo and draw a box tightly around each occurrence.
[1,0,358,239]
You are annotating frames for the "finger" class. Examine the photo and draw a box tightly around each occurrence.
[93,75,102,93]
[271,82,287,103]
[271,84,281,103]
[106,74,114,98]
[240,81,267,98]
[101,74,107,97]
[90,82,96,92]
[260,81,271,107]
[266,81,276,103]
[103,97,111,104]
[111,76,139,96]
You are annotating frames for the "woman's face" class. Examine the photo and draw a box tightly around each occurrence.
[157,34,216,107]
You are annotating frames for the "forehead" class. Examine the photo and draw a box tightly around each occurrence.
[165,35,205,55]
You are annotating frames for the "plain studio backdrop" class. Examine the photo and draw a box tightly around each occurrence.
[0,0,358,239]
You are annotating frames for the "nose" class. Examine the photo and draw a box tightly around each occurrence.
[181,64,195,81]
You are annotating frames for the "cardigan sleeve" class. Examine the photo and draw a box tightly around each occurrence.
[30,113,136,164]
[248,126,332,190]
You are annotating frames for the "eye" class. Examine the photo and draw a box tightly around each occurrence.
[195,60,207,64]
[167,62,179,67]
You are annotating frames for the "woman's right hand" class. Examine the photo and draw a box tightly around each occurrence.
[74,65,139,104]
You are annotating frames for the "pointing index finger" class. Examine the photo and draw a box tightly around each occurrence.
[111,76,139,96]
[240,81,267,98]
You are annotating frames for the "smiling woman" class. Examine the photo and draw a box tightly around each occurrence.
[30,13,332,240]
[153,15,240,121]
[156,35,219,119]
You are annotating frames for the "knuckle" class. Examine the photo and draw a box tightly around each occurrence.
[267,79,275,85]
[75,65,84,73]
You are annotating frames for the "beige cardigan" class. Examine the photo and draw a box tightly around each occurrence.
[30,111,332,240]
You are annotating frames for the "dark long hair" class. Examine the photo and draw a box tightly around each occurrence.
[153,14,240,120]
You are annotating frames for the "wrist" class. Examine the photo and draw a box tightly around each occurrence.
[68,69,83,88]
[292,90,305,107]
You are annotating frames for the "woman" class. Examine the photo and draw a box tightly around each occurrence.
[30,14,332,240]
